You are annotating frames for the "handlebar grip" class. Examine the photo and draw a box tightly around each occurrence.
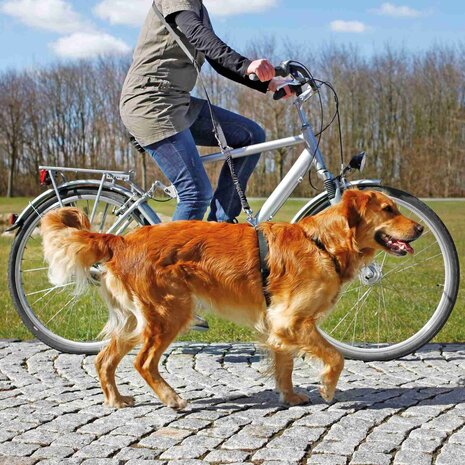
[274,65,288,77]
[249,65,289,82]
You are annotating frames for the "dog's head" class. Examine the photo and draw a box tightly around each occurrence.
[342,189,423,256]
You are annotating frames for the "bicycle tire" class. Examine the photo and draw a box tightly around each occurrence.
[8,186,149,354]
[293,185,460,361]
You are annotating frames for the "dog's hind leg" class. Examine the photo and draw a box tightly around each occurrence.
[134,297,192,410]
[95,276,144,408]
[95,337,137,408]
[272,349,310,406]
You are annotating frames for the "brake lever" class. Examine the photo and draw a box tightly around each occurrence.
[273,83,303,101]
[273,88,287,101]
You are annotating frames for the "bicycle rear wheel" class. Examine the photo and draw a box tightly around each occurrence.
[8,187,149,354]
[293,185,460,361]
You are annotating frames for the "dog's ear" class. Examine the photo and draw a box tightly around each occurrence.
[342,189,373,228]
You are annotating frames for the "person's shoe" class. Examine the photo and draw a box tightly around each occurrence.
[191,314,209,331]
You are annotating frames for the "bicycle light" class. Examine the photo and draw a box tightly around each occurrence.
[342,152,367,176]
[8,213,17,225]
[349,152,367,172]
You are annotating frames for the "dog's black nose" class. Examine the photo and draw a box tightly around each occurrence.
[414,224,424,236]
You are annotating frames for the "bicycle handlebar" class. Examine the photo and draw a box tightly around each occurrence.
[248,64,288,82]
[249,60,319,101]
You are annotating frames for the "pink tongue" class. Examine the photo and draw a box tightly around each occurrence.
[394,240,414,254]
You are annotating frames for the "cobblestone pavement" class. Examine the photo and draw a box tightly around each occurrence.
[1,341,465,465]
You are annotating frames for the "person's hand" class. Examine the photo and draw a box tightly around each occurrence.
[246,59,275,81]
[268,77,294,98]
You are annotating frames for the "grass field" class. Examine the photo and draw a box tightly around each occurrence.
[1,195,463,346]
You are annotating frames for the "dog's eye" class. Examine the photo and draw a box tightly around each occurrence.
[382,205,394,213]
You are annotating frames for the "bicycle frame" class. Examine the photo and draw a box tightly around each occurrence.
[9,89,381,233]
[203,95,339,223]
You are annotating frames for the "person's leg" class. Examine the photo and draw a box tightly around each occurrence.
[190,99,266,222]
[144,129,211,331]
[143,129,213,221]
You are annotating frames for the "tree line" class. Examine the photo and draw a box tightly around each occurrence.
[1,42,464,198]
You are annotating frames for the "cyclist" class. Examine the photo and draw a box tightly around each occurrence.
[120,0,293,224]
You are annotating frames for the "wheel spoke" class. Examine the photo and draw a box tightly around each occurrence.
[328,286,373,338]
[26,282,74,297]
[326,294,363,335]
[45,294,79,325]
[383,252,443,279]
[98,203,110,233]
[22,266,48,273]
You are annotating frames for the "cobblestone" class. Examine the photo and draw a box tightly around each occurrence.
[0,341,465,464]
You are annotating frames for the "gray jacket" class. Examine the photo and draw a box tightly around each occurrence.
[120,0,210,146]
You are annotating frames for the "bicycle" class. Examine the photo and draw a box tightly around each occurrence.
[7,61,460,361]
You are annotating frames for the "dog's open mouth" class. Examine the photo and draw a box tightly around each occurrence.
[375,231,415,256]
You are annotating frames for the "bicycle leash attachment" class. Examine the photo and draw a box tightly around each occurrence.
[151,1,257,226]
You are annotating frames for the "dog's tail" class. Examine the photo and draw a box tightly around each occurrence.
[40,207,123,295]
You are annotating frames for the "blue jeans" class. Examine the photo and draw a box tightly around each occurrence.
[143,98,265,222]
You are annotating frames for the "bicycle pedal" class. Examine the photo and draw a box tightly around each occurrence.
[190,324,210,331]
[191,315,209,331]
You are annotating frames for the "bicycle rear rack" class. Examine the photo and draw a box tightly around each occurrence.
[39,166,138,224]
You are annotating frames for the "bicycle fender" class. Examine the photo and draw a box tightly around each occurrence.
[6,180,138,233]
[5,187,57,232]
[290,179,382,223]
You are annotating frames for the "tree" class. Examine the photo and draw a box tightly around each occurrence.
[0,70,28,197]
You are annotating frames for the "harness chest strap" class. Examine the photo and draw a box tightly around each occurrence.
[256,228,272,307]
[256,228,343,308]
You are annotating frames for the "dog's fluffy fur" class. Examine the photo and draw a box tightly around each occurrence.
[41,189,422,409]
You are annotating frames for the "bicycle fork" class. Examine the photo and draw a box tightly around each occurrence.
[295,99,342,205]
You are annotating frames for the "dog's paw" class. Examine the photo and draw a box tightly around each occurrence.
[319,385,336,403]
[105,395,135,409]
[166,396,188,410]
[281,391,310,406]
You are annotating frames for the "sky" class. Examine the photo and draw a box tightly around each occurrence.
[0,0,464,72]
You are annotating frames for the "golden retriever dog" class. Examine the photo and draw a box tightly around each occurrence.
[40,189,423,409]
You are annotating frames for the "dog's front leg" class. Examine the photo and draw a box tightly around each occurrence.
[272,349,309,406]
[299,324,344,402]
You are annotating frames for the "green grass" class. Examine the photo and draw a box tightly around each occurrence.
[1,195,463,346]
[0,197,32,215]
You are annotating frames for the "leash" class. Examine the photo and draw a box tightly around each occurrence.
[151,2,257,227]
[152,2,272,306]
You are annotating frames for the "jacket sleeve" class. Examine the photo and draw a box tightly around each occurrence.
[206,58,269,94]
[171,10,269,93]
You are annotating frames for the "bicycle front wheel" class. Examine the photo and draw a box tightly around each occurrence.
[293,185,460,361]
[8,187,150,354]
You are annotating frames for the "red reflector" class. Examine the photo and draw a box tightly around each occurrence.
[9,214,18,225]
[39,169,50,185]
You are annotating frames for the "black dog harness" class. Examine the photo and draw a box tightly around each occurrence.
[256,228,342,308]
[256,228,272,307]
[311,236,342,275]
